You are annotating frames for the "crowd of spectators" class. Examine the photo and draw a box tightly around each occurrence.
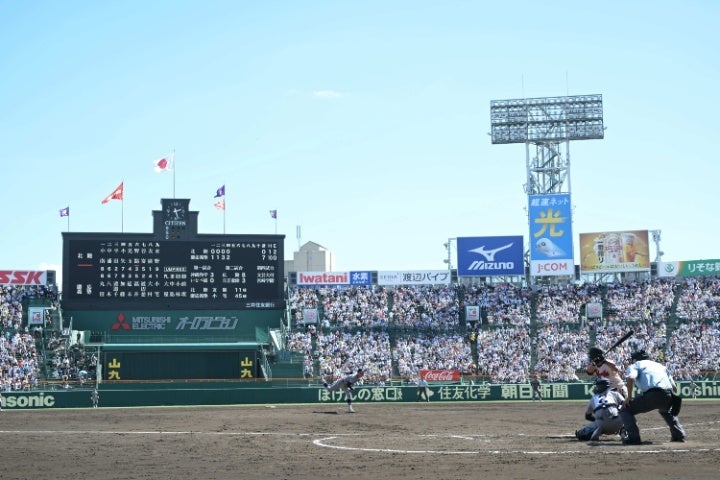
[390,286,459,331]
[6,275,720,390]
[320,286,390,329]
[286,277,720,383]
[604,278,676,322]
[0,285,59,391]
[316,330,392,384]
[666,320,720,379]
[674,276,720,320]
[533,325,586,382]
[475,326,531,383]
[393,334,474,378]
[462,283,532,326]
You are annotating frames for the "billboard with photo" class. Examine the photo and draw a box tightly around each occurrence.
[456,236,524,277]
[579,230,650,273]
[528,194,574,276]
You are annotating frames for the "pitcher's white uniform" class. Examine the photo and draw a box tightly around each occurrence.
[323,369,364,412]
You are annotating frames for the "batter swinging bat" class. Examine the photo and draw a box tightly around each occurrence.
[604,330,633,355]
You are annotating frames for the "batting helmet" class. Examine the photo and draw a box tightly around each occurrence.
[588,347,604,363]
[594,378,611,394]
[630,350,649,361]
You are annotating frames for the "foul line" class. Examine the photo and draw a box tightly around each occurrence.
[313,436,720,455]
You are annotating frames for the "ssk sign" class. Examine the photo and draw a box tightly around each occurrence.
[0,270,48,286]
[420,369,461,382]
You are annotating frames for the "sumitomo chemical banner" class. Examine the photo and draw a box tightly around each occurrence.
[377,270,451,285]
[456,236,524,277]
[528,194,574,276]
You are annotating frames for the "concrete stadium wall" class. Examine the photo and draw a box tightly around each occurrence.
[2,381,718,409]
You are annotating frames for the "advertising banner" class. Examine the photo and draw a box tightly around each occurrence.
[579,230,650,273]
[657,260,720,277]
[0,270,48,286]
[586,302,603,319]
[28,307,46,326]
[377,270,451,285]
[419,369,462,382]
[466,305,481,323]
[528,194,574,276]
[456,236,524,277]
[296,271,373,286]
[301,308,318,324]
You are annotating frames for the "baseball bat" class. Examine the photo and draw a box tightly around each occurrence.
[604,330,633,355]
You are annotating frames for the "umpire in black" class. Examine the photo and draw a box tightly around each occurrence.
[619,349,686,445]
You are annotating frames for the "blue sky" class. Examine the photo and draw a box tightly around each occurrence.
[1,1,718,281]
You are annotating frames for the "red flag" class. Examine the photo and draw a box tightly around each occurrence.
[102,182,124,204]
[214,198,225,210]
[153,154,174,173]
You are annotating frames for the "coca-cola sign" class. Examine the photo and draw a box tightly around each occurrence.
[420,369,460,382]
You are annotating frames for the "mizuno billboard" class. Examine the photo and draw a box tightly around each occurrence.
[456,236,524,277]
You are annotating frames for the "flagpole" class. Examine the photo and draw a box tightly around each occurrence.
[274,216,277,235]
[172,148,176,198]
[121,180,124,233]
[223,187,226,234]
[67,204,70,232]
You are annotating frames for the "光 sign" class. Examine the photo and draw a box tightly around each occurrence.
[456,236,524,277]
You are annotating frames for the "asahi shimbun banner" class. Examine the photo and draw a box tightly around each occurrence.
[528,194,574,276]
[296,271,373,286]
[579,230,650,273]
[377,270,451,286]
[657,259,720,277]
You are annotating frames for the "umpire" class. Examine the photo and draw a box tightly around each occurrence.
[620,349,686,445]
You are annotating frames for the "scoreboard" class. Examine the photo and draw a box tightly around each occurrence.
[62,235,284,311]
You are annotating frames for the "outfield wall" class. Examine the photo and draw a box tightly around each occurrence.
[2,381,718,409]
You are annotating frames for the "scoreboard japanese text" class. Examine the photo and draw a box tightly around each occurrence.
[62,235,284,310]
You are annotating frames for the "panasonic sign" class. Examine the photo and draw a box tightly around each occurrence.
[3,393,56,408]
[457,236,524,277]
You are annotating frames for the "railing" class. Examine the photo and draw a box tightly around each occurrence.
[260,348,272,381]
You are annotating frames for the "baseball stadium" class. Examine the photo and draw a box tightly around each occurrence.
[4,93,720,478]
[0,95,720,479]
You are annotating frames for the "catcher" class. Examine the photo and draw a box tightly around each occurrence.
[322,368,364,413]
[575,378,625,441]
[586,347,628,399]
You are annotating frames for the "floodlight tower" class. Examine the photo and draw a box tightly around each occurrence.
[490,94,604,195]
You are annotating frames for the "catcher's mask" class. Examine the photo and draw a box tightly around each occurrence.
[594,378,611,394]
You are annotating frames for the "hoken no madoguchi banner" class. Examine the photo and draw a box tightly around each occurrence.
[579,230,650,273]
[528,194,574,276]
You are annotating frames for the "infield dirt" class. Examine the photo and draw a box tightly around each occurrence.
[2,400,719,480]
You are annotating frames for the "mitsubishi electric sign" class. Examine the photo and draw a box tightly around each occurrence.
[456,236,524,277]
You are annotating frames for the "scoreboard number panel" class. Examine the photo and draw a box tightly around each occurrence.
[63,236,284,310]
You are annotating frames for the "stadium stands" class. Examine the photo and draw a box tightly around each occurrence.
[3,277,720,392]
[286,277,720,384]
